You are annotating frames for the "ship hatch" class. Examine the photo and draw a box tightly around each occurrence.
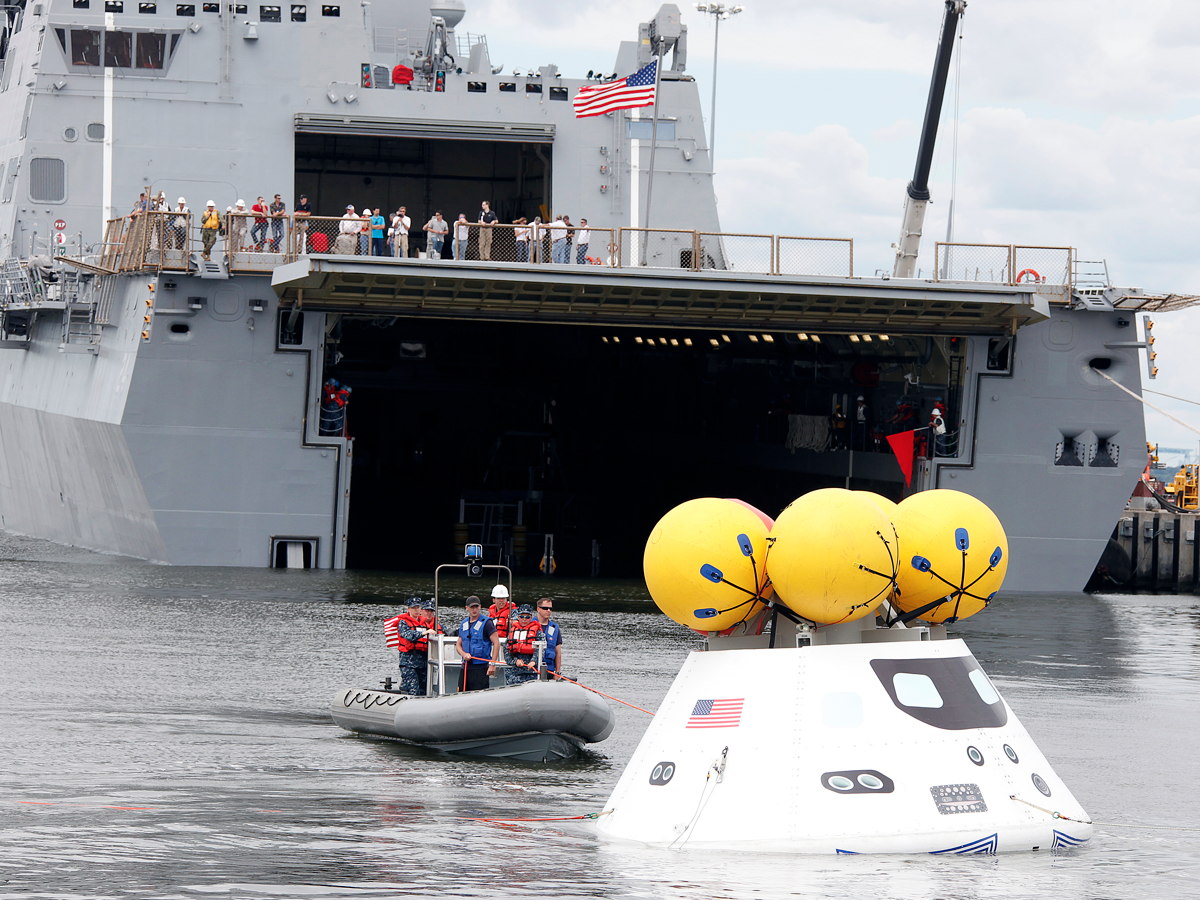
[293,120,553,230]
[334,317,957,575]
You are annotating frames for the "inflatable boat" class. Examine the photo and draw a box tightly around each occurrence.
[331,678,615,762]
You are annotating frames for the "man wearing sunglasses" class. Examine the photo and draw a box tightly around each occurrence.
[535,598,562,679]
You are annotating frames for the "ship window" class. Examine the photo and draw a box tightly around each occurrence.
[86,122,105,140]
[139,2,157,12]
[525,82,541,94]
[290,4,305,20]
[498,81,515,92]
[29,158,66,203]
[321,4,338,14]
[54,27,67,51]
[170,33,181,53]
[136,33,165,68]
[627,120,677,141]
[63,127,78,141]
[278,310,303,345]
[70,29,101,66]
[467,81,486,93]
[203,2,218,10]
[234,3,247,12]
[73,0,89,6]
[549,86,567,101]
[176,3,195,12]
[259,5,280,20]
[105,0,123,11]
[104,31,132,67]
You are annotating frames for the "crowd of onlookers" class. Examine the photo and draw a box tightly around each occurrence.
[128,191,600,264]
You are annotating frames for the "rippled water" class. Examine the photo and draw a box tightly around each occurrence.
[1,532,1197,899]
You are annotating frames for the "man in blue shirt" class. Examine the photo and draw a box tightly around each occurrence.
[535,597,563,679]
[370,208,387,256]
[456,596,499,692]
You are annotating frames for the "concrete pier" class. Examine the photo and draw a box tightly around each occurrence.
[1100,511,1200,592]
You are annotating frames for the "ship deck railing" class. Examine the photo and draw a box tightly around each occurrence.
[89,211,1106,289]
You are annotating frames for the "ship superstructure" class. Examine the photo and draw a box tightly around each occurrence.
[0,0,1190,589]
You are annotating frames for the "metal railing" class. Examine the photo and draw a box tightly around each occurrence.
[80,216,1098,290]
[934,242,1073,286]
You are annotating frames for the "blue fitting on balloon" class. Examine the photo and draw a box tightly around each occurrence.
[693,608,718,618]
[955,527,969,550]
[737,533,753,557]
[911,555,932,572]
[699,563,724,583]
[989,546,1003,567]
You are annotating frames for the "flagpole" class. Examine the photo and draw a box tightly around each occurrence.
[639,48,665,263]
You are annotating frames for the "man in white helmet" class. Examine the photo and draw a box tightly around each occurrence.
[486,583,517,640]
[199,201,221,259]
[168,197,190,250]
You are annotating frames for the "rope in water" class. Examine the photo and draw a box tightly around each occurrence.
[457,810,612,823]
[1010,795,1200,831]
[462,654,655,716]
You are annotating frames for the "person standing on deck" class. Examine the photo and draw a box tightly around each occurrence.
[199,201,220,260]
[370,208,387,256]
[423,211,448,259]
[477,200,497,260]
[391,206,411,258]
[486,584,517,639]
[535,597,563,679]
[456,596,498,692]
[575,218,591,264]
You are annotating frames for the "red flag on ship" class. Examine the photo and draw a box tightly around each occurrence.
[887,430,916,486]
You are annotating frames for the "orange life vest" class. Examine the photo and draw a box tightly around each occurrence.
[390,612,441,652]
[507,619,541,655]
[487,601,516,637]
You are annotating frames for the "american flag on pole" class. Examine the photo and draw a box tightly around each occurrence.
[384,615,402,650]
[572,59,658,118]
[686,698,744,729]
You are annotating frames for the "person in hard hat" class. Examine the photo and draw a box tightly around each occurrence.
[456,596,498,692]
[199,201,220,259]
[504,604,541,685]
[853,394,870,451]
[230,199,249,253]
[486,584,517,638]
[168,197,190,250]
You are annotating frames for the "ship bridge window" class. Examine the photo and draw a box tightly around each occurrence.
[105,0,123,12]
[259,5,280,21]
[203,2,218,10]
[627,119,677,141]
[73,0,89,7]
[525,82,541,95]
[176,3,195,13]
[139,2,157,12]
[232,3,248,13]
[104,31,132,67]
[549,86,567,101]
[70,29,101,66]
[136,32,165,68]
[467,81,486,93]
[321,4,338,15]
[29,157,66,203]
[290,4,305,20]
[498,81,515,92]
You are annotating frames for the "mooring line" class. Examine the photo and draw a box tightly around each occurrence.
[1010,794,1200,831]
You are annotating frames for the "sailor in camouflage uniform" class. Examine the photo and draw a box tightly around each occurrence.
[395,597,441,696]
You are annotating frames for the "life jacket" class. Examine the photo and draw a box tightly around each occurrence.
[201,208,220,230]
[458,616,493,663]
[487,601,516,637]
[507,619,541,655]
[396,612,442,653]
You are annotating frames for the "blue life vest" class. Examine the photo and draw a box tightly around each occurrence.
[541,621,560,667]
[458,616,493,664]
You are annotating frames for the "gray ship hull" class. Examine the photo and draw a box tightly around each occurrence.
[0,1,1175,590]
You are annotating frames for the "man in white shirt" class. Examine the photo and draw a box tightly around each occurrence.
[391,206,411,258]
[550,215,568,264]
[575,218,591,264]
[335,204,359,255]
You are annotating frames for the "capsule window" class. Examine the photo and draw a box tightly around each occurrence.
[893,673,943,709]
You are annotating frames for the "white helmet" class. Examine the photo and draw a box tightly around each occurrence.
[236,198,246,207]
[177,197,187,204]
[206,200,215,207]
[490,584,509,599]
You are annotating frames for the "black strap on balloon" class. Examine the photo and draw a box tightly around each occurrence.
[692,534,774,626]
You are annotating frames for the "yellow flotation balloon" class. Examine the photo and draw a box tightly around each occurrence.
[767,488,899,624]
[644,498,773,632]
[892,489,1008,623]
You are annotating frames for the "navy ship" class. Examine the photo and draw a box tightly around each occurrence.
[0,0,1190,590]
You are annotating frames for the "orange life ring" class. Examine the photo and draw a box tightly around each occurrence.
[1015,268,1041,284]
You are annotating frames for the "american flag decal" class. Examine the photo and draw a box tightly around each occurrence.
[686,698,744,728]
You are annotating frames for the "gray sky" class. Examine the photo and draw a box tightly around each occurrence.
[467,0,1200,454]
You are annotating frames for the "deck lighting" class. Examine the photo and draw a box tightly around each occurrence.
[748,334,759,343]
[849,334,860,343]
[684,338,693,347]
[811,335,821,343]
[709,338,720,347]
[761,334,774,343]
[879,334,890,341]
[861,334,872,342]
[721,334,731,343]
[796,333,808,341]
